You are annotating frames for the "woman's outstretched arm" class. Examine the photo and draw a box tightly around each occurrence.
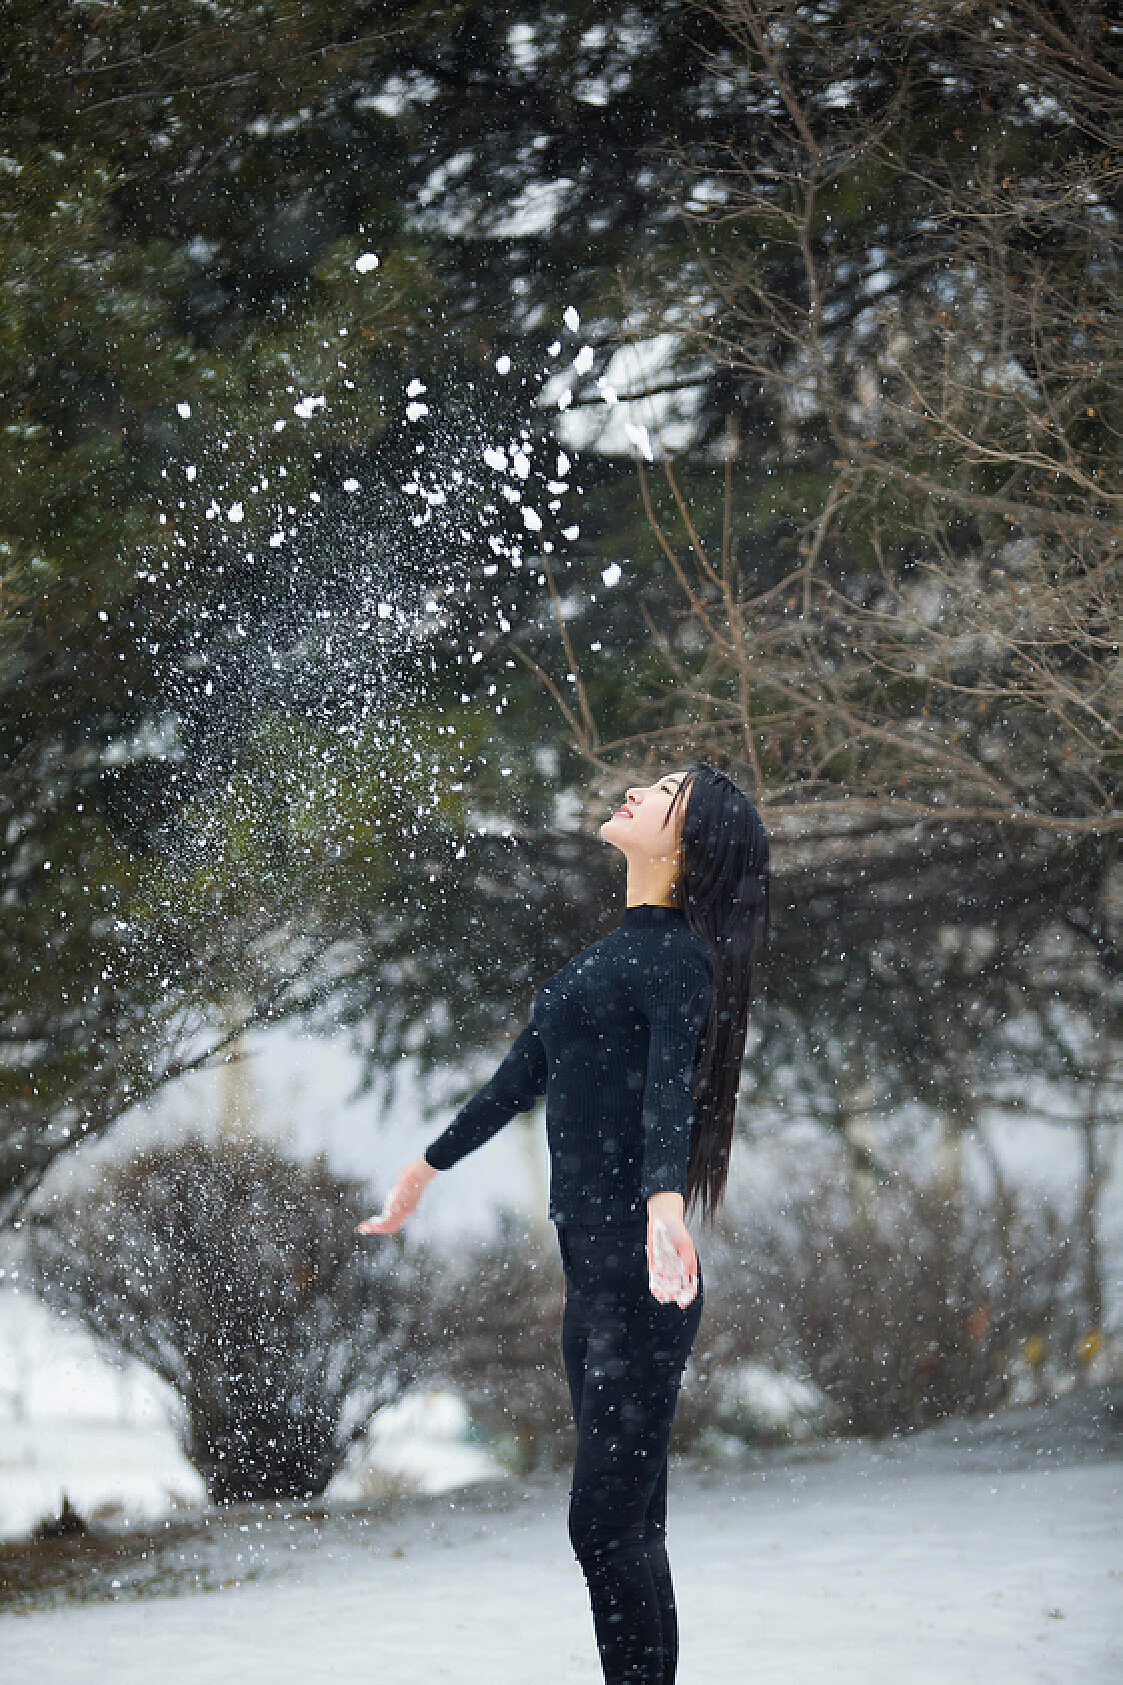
[358,1021,547,1237]
[424,1022,547,1170]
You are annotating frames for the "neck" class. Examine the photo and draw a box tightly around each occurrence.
[625,857,678,909]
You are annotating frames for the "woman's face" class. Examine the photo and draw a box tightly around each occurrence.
[599,772,690,864]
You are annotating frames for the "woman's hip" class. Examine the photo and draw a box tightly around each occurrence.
[557,1220,703,1341]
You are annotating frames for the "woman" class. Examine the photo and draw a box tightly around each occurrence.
[359,764,769,1685]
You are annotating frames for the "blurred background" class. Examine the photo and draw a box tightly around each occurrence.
[1,0,1119,1542]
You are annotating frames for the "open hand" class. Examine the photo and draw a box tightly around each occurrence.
[357,1157,438,1235]
[646,1194,699,1308]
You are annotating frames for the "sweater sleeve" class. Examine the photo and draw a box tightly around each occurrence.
[423,1022,548,1171]
[638,942,712,1201]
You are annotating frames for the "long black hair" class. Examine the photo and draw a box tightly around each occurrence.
[667,764,769,1218]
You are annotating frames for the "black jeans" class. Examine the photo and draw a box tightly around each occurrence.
[557,1221,703,1685]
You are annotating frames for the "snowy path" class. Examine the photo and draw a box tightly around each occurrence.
[3,1408,1120,1685]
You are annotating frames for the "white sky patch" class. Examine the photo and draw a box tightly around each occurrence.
[521,507,543,532]
[355,252,380,273]
[507,21,537,70]
[176,402,191,419]
[601,562,622,586]
[563,306,581,332]
[547,333,703,459]
[495,355,512,376]
[492,178,573,238]
[406,402,430,422]
[572,345,595,375]
[353,77,415,119]
[342,478,360,493]
[226,502,244,524]
[406,379,427,398]
[624,422,654,462]
[294,395,325,418]
[511,449,531,481]
[823,78,857,108]
[483,447,507,473]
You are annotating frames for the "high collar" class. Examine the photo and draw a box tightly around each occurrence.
[620,903,685,929]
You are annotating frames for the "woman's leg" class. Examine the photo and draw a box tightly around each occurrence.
[643,1458,679,1684]
[559,1225,701,1685]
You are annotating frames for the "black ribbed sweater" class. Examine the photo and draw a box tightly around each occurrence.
[424,904,713,1226]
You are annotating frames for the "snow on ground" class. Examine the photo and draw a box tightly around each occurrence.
[0,1417,205,1542]
[0,1289,204,1540]
[2,1391,1119,1685]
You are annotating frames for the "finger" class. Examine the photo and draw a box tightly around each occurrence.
[357,1210,401,1234]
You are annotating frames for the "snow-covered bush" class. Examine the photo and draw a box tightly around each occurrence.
[710,1362,837,1444]
[687,1169,1084,1439]
[28,1136,428,1503]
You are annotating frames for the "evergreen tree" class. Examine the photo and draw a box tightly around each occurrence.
[1,1,1117,1228]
